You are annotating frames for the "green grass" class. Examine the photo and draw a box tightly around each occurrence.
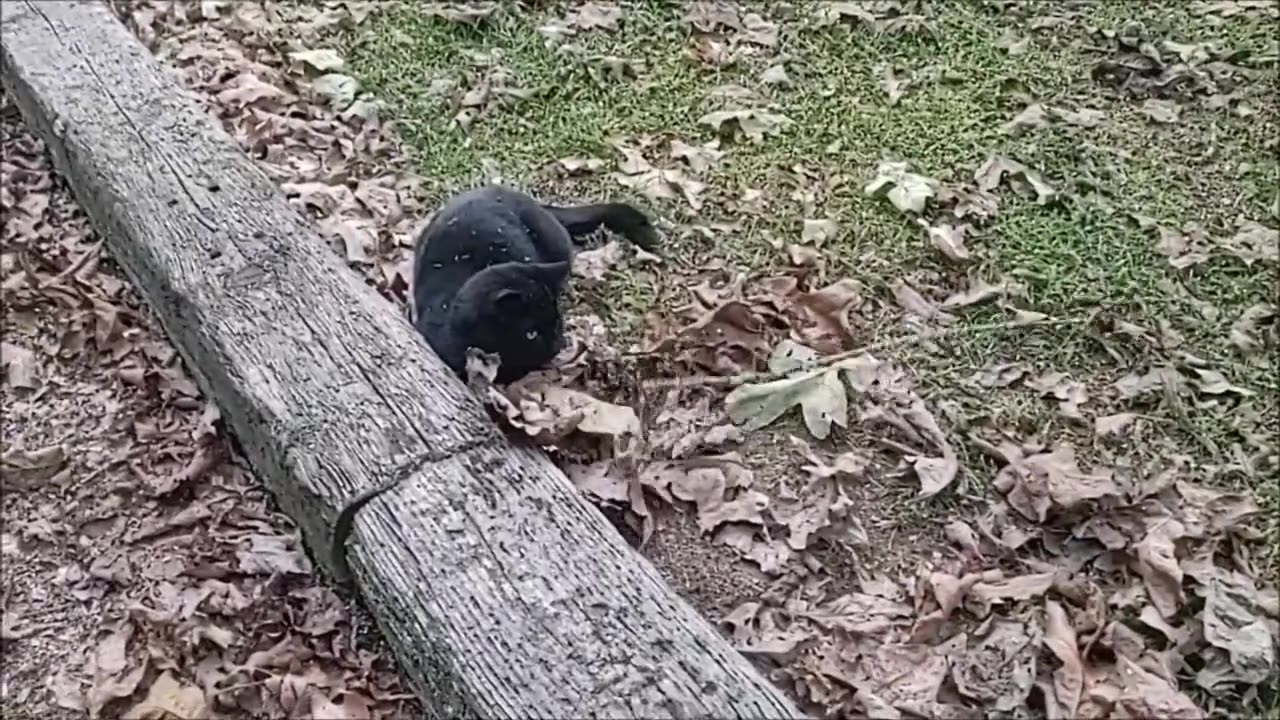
[342,0,1277,561]
[337,1,1278,711]
[342,0,1277,465]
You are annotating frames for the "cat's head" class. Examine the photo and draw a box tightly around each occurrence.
[450,261,569,380]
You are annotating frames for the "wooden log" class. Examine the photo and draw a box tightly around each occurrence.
[0,1,805,718]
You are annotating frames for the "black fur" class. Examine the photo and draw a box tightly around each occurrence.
[412,184,659,384]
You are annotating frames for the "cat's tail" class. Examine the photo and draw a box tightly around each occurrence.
[542,203,661,250]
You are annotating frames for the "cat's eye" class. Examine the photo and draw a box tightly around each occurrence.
[525,329,539,340]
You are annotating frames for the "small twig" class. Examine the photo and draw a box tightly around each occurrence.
[1162,375,1222,462]
[641,317,1086,391]
[44,238,105,286]
[874,436,927,458]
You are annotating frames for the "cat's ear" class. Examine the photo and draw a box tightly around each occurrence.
[532,261,571,287]
[490,287,525,312]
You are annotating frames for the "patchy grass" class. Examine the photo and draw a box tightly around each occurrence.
[347,0,1278,581]
[339,0,1277,714]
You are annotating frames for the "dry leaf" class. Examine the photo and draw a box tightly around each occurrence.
[951,620,1038,711]
[699,108,793,142]
[1043,600,1083,717]
[122,671,210,720]
[865,160,938,214]
[1135,521,1186,619]
[993,444,1120,522]
[974,155,1058,204]
[1,342,41,390]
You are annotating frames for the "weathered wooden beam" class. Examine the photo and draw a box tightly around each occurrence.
[0,1,804,718]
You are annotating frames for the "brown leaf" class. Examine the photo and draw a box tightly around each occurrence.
[924,221,971,263]
[892,280,955,325]
[148,439,224,497]
[1175,480,1261,537]
[801,217,839,246]
[566,460,629,504]
[942,276,1013,309]
[795,437,870,480]
[1095,412,1138,436]
[770,477,839,550]
[566,1,622,31]
[47,670,86,711]
[943,520,983,558]
[236,534,311,576]
[927,571,987,621]
[1185,366,1255,397]
[1228,302,1275,355]
[912,454,959,498]
[1000,102,1049,136]
[1,341,40,390]
[669,138,724,174]
[760,63,793,87]
[122,671,210,720]
[1114,657,1203,719]
[87,624,147,716]
[1217,219,1278,265]
[1027,371,1089,422]
[974,155,1058,204]
[1,444,68,489]
[571,240,625,282]
[730,609,814,661]
[993,444,1120,522]
[556,156,606,174]
[1114,365,1177,399]
[641,455,759,533]
[1141,98,1182,123]
[970,571,1057,609]
[1043,600,1083,717]
[502,381,641,444]
[790,279,864,351]
[1135,521,1186,619]
[951,619,1038,711]
[1186,555,1277,683]
[973,361,1030,388]
[803,592,913,635]
[848,640,959,708]
[699,108,792,142]
[612,163,706,210]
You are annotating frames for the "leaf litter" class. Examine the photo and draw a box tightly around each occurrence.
[0,2,443,717]
[59,2,1280,718]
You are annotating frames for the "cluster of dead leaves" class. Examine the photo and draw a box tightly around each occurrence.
[717,433,1277,718]
[465,261,967,552]
[466,335,877,576]
[1,5,418,720]
[682,1,780,68]
[641,270,868,371]
[1132,213,1279,270]
[1088,20,1269,115]
[427,48,539,131]
[865,153,1059,268]
[116,0,425,304]
[812,0,938,37]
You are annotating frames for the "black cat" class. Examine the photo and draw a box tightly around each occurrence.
[412,184,659,384]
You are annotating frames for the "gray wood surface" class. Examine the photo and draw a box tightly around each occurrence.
[0,2,805,718]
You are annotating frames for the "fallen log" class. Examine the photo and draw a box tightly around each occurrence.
[0,2,805,718]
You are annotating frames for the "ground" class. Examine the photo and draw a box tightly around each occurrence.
[0,102,418,718]
[3,1,1277,719]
